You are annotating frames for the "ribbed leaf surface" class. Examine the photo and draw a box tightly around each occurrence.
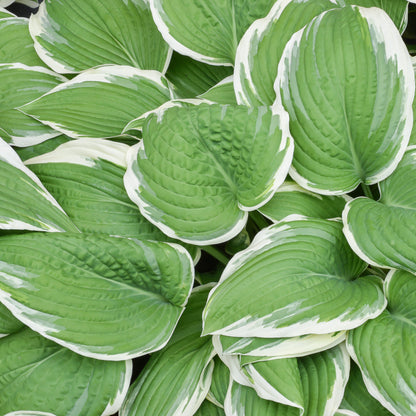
[149,0,276,65]
[0,328,131,415]
[275,6,414,194]
[203,218,385,338]
[0,233,194,360]
[124,103,293,245]
[0,303,24,336]
[29,0,170,73]
[347,269,416,416]
[120,285,215,416]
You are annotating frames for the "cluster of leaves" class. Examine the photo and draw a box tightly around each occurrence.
[0,0,416,415]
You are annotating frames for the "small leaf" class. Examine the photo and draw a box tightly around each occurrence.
[199,76,237,104]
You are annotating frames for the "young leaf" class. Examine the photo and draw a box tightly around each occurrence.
[0,327,131,415]
[0,233,194,360]
[19,65,174,140]
[275,6,415,194]
[124,103,293,245]
[203,218,386,338]
[29,0,171,73]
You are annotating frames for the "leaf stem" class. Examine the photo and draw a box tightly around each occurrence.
[368,266,387,278]
[361,183,375,199]
[202,245,229,265]
[249,211,270,230]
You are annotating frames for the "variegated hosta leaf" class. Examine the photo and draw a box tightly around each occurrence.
[347,269,416,416]
[1,0,38,7]
[343,147,416,272]
[199,76,237,104]
[0,233,194,360]
[29,0,171,73]
[0,17,45,66]
[203,217,386,338]
[259,181,348,223]
[25,139,200,261]
[234,0,337,106]
[149,0,276,65]
[4,412,56,416]
[0,63,65,146]
[207,357,231,408]
[15,135,72,162]
[0,6,15,17]
[339,361,393,416]
[215,331,346,359]
[124,103,293,245]
[0,327,131,415]
[0,139,77,232]
[0,302,24,337]
[120,285,215,416]
[340,0,408,33]
[275,6,414,195]
[166,52,233,98]
[19,66,174,140]
[195,401,225,416]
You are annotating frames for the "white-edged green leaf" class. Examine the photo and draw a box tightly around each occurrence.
[0,302,24,337]
[120,284,215,416]
[124,103,293,245]
[29,0,171,73]
[275,6,415,194]
[347,269,416,416]
[203,217,386,338]
[207,357,231,408]
[0,139,77,232]
[339,361,393,416]
[0,63,65,146]
[149,0,276,65]
[4,412,56,416]
[199,76,237,104]
[19,65,174,140]
[0,18,45,66]
[234,0,338,106]
[195,401,226,416]
[0,7,15,17]
[166,52,233,98]
[215,331,346,358]
[0,233,194,360]
[15,135,72,162]
[0,327,132,415]
[343,147,416,272]
[259,181,349,222]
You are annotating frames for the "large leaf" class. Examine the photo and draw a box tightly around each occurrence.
[0,233,194,360]
[0,139,77,232]
[0,17,45,66]
[343,147,416,272]
[19,65,174,140]
[120,285,215,416]
[0,327,131,415]
[347,269,416,416]
[203,218,386,338]
[124,103,293,245]
[275,6,414,194]
[15,135,72,162]
[234,0,337,106]
[29,0,171,73]
[149,0,276,65]
[0,63,65,146]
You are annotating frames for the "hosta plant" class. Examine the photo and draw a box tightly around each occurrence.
[0,0,416,415]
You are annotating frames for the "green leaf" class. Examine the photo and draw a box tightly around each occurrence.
[235,0,338,106]
[194,401,226,416]
[0,303,24,336]
[120,285,215,416]
[0,139,77,232]
[14,135,72,162]
[0,327,131,415]
[343,147,416,272]
[275,6,415,194]
[0,233,194,360]
[259,181,348,222]
[207,357,230,408]
[215,331,346,358]
[339,361,393,416]
[166,52,233,98]
[199,76,237,104]
[29,0,171,73]
[203,218,386,338]
[124,103,293,245]
[149,0,276,65]
[0,7,15,18]
[0,18,45,66]
[347,269,416,416]
[19,65,174,140]
[0,63,65,146]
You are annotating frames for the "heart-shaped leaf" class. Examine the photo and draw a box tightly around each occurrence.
[275,6,414,194]
[124,103,293,245]
[0,233,194,360]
